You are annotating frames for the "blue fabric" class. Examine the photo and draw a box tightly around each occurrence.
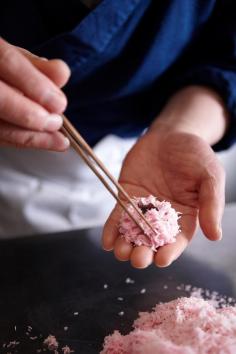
[1,0,236,149]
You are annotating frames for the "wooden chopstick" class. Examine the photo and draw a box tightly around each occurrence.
[61,115,156,235]
[62,115,156,234]
[61,126,145,232]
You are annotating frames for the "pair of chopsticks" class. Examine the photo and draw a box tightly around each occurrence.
[61,115,156,235]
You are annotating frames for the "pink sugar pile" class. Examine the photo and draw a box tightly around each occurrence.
[101,297,236,354]
[119,195,181,251]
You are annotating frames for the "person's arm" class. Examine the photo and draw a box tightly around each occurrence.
[150,85,229,146]
[166,0,236,151]
[0,37,70,150]
[149,85,227,244]
[103,1,235,269]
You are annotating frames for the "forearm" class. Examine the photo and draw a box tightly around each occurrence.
[150,86,229,145]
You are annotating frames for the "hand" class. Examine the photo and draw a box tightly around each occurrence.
[102,129,225,268]
[0,37,71,150]
[102,86,227,269]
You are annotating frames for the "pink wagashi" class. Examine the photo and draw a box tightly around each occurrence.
[119,195,181,251]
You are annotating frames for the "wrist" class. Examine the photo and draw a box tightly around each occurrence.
[150,86,229,145]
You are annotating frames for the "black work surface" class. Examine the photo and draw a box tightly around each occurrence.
[0,207,236,354]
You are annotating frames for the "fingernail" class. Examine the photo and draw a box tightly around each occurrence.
[217,226,223,241]
[44,114,63,132]
[45,90,67,113]
[156,260,172,268]
[62,137,70,149]
[46,135,70,151]
[102,245,113,251]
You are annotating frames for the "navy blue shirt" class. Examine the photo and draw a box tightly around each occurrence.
[1,0,236,150]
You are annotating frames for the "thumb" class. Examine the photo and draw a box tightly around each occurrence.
[198,164,225,241]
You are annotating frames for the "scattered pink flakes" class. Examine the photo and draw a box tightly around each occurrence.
[125,277,135,284]
[118,311,124,316]
[101,297,236,353]
[117,297,124,301]
[184,284,192,292]
[6,340,20,348]
[2,328,74,354]
[140,288,146,294]
[43,335,59,351]
[62,345,75,353]
[163,284,168,290]
[119,195,181,251]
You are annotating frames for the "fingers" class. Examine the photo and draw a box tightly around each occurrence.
[113,237,153,269]
[102,204,154,269]
[130,246,153,268]
[33,59,71,88]
[154,213,197,267]
[0,120,70,151]
[114,238,133,261]
[18,48,71,88]
[199,165,225,241]
[0,37,67,113]
[102,205,122,251]
[103,200,199,269]
[0,80,63,131]
[154,233,190,267]
[0,39,71,151]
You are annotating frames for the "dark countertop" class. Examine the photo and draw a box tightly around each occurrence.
[0,204,236,354]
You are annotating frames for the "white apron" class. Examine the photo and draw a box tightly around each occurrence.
[0,136,135,238]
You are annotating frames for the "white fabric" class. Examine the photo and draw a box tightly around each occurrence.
[0,135,135,238]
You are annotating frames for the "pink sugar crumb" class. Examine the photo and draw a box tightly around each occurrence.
[119,195,181,251]
[6,340,20,348]
[43,335,59,351]
[62,345,74,353]
[101,297,236,354]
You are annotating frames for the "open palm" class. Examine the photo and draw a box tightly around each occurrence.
[102,129,225,268]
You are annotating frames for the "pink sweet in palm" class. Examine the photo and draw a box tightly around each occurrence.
[119,195,181,251]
